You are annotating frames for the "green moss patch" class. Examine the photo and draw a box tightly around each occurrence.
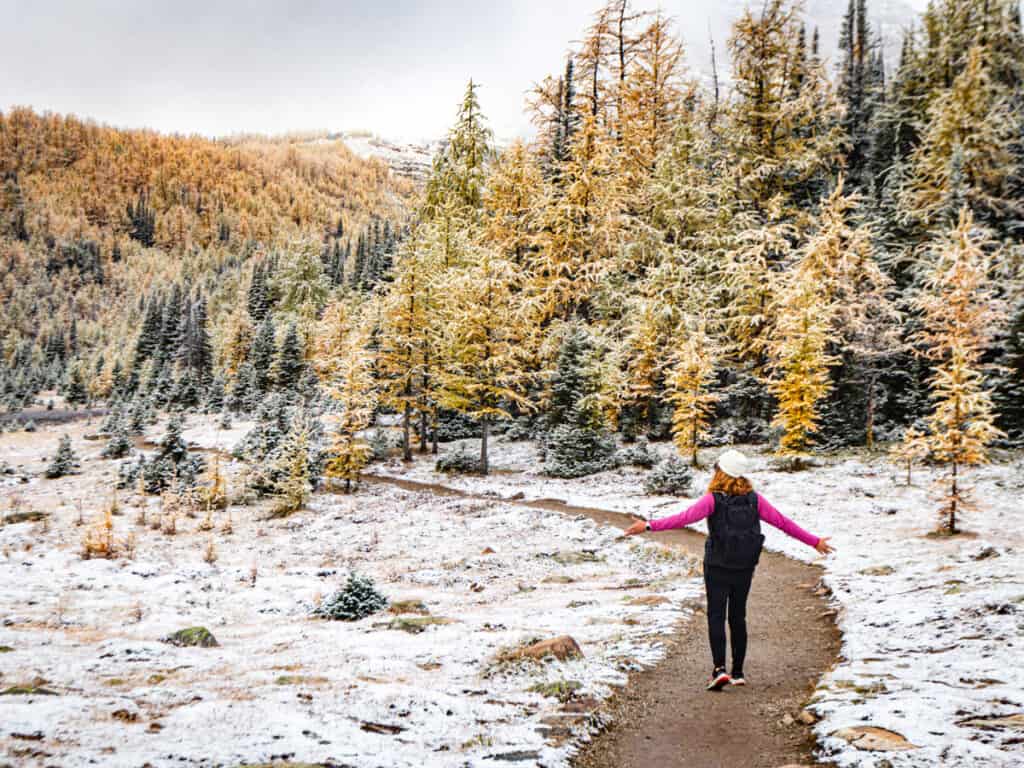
[529,680,582,702]
[161,626,219,647]
[1,685,58,696]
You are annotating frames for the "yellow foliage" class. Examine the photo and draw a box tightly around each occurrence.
[665,319,721,465]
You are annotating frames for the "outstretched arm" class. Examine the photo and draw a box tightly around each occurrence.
[623,493,715,536]
[757,494,833,554]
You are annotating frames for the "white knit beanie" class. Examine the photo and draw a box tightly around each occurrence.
[717,448,751,479]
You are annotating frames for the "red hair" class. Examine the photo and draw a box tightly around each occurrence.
[707,467,753,496]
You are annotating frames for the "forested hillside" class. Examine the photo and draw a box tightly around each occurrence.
[2,0,1023,535]
[0,109,411,411]
[345,0,1024,529]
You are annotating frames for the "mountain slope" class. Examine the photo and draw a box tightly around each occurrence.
[0,108,412,402]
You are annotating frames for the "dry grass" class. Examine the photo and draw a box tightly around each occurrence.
[202,537,218,565]
[81,498,122,560]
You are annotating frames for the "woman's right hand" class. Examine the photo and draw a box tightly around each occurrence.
[815,537,834,555]
[624,520,648,537]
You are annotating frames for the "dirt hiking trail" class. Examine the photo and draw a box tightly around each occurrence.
[363,473,842,768]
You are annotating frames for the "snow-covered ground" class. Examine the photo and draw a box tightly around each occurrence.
[372,435,1024,768]
[0,418,700,768]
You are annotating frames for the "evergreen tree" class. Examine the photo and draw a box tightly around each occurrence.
[127,189,156,246]
[184,297,214,383]
[836,0,884,191]
[45,434,80,478]
[159,414,190,465]
[276,322,305,391]
[250,315,277,393]
[170,369,201,410]
[313,573,388,621]
[551,56,578,171]
[132,295,164,369]
[274,238,331,320]
[159,283,185,363]
[110,359,126,398]
[542,327,616,477]
[230,361,261,413]
[206,374,225,413]
[543,403,617,478]
[994,300,1024,444]
[64,362,89,406]
[101,415,133,459]
[547,326,593,429]
[247,264,271,322]
[127,397,148,435]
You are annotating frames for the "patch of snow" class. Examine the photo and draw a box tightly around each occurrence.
[372,439,1024,767]
[0,419,700,767]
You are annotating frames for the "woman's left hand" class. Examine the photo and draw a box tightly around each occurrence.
[623,520,648,537]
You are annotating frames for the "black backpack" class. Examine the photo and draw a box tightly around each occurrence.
[704,491,765,570]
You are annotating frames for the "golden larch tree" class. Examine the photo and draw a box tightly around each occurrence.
[436,245,533,474]
[665,317,722,466]
[324,327,378,493]
[767,266,837,461]
[913,208,1004,534]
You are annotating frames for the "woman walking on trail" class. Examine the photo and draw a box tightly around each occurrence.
[625,448,834,691]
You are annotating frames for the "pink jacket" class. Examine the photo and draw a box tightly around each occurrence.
[648,492,820,549]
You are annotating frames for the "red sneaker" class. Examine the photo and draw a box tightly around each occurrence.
[706,668,731,691]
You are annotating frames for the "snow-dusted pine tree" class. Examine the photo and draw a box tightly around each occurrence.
[45,434,80,478]
[313,573,388,621]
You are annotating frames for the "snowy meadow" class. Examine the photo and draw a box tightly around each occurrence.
[3,414,1020,767]
[0,417,701,768]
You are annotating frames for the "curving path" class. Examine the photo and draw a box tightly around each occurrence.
[361,473,841,768]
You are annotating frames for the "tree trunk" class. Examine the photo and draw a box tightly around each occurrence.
[419,408,429,453]
[865,376,876,450]
[691,416,699,467]
[480,416,490,475]
[402,402,412,462]
[950,460,958,534]
[431,412,439,454]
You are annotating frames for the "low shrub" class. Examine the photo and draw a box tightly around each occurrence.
[313,573,388,621]
[643,456,693,496]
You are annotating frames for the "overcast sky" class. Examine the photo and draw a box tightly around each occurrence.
[2,0,933,143]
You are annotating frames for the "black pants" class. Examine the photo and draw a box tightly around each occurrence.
[704,564,755,672]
